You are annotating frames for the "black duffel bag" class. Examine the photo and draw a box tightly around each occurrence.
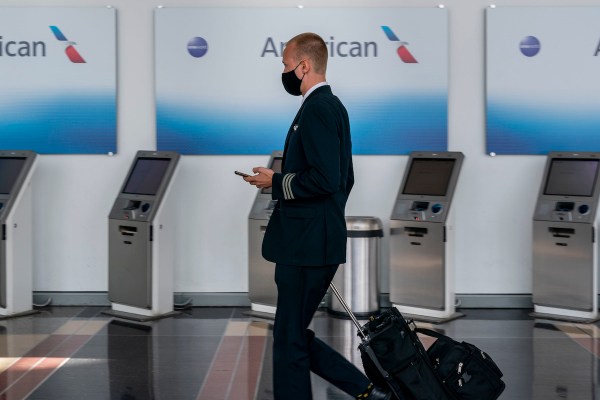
[416,328,506,400]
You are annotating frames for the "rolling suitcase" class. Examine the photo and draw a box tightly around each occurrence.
[329,283,506,400]
[329,283,453,400]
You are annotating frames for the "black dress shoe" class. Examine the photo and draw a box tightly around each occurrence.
[366,386,392,400]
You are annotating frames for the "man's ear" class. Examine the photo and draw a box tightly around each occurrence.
[300,59,311,75]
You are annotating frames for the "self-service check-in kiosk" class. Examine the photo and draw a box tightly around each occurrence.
[389,151,464,322]
[248,151,282,315]
[0,151,37,319]
[104,151,180,321]
[532,152,600,322]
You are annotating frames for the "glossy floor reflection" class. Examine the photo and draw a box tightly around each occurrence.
[0,306,597,399]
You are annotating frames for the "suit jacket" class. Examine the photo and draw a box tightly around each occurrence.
[262,85,354,266]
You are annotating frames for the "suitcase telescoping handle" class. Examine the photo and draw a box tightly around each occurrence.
[329,283,368,341]
[330,283,408,400]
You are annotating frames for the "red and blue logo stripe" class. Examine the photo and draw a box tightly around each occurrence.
[49,26,86,63]
[381,26,418,63]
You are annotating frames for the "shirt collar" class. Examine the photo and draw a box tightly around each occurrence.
[302,81,328,103]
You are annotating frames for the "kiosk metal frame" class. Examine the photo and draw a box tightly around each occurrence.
[532,152,600,323]
[247,151,282,316]
[105,151,180,322]
[0,150,37,319]
[389,151,464,323]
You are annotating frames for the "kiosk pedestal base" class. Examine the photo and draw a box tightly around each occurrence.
[251,303,276,315]
[102,303,179,322]
[393,304,464,324]
[530,305,599,324]
[0,309,39,320]
[243,303,276,320]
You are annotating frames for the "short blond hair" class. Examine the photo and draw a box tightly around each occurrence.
[287,32,327,75]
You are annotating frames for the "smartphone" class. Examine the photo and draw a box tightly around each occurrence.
[234,170,250,178]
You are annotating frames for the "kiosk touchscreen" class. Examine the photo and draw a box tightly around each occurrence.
[105,151,180,321]
[248,151,283,315]
[0,151,37,318]
[389,151,464,322]
[532,152,600,322]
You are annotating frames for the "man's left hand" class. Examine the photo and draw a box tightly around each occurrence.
[245,167,274,189]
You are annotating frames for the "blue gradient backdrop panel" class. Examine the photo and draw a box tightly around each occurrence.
[0,93,116,153]
[0,8,116,154]
[486,7,600,155]
[155,8,448,155]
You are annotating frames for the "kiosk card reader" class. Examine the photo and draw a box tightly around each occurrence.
[389,151,464,322]
[0,151,37,319]
[532,152,600,322]
[248,151,282,315]
[105,151,180,321]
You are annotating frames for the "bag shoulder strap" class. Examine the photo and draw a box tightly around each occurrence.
[414,327,455,342]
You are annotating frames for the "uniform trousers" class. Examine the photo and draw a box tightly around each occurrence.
[272,263,370,400]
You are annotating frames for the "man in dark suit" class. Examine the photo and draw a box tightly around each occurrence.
[245,33,390,400]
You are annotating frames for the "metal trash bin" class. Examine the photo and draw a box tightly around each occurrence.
[328,216,383,318]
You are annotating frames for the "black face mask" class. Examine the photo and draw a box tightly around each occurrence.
[281,62,304,96]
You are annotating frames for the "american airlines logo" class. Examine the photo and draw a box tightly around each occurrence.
[381,26,418,63]
[0,26,88,62]
[261,36,378,58]
[49,26,86,63]
[259,27,424,61]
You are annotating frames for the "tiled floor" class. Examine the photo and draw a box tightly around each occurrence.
[0,306,598,399]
